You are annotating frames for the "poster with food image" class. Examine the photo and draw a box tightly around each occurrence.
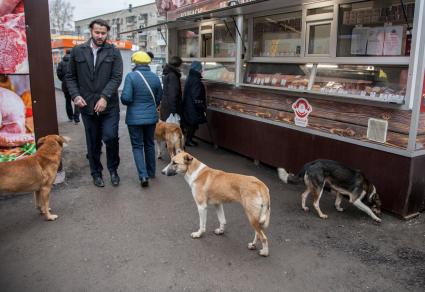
[0,0,28,74]
[0,74,35,162]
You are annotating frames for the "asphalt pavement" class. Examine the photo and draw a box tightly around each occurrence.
[0,90,424,292]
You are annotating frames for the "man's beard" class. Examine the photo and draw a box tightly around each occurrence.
[91,37,106,47]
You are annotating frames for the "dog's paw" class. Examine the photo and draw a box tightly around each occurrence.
[302,207,309,212]
[191,231,203,238]
[259,249,269,257]
[320,214,328,219]
[45,214,58,221]
[248,243,256,250]
[336,207,344,212]
[374,217,382,223]
[214,228,224,235]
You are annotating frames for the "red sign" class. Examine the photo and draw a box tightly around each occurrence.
[292,98,312,127]
[421,72,425,113]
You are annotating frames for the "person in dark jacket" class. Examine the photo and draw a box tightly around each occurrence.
[182,61,207,147]
[66,19,123,188]
[160,56,183,121]
[121,51,163,188]
[56,49,80,124]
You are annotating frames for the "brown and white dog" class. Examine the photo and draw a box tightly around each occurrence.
[161,151,271,256]
[278,159,382,222]
[155,120,184,160]
[0,135,69,221]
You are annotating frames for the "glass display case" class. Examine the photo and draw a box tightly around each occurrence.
[337,0,415,57]
[178,28,199,58]
[180,62,235,84]
[311,64,408,102]
[253,11,302,57]
[244,63,311,90]
[203,62,235,83]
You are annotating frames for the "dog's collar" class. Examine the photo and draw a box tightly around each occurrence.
[185,163,206,187]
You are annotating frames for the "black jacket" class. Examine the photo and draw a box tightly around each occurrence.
[56,54,70,93]
[160,64,182,121]
[182,69,207,127]
[65,40,123,115]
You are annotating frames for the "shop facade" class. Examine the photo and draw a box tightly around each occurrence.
[159,0,425,218]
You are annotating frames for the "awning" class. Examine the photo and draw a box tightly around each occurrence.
[118,19,190,35]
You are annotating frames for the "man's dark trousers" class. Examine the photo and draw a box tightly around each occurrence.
[81,111,120,177]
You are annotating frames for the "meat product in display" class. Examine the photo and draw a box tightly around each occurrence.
[0,0,20,16]
[0,12,28,74]
[0,87,26,134]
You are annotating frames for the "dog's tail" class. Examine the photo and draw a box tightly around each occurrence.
[277,168,302,184]
[258,185,271,228]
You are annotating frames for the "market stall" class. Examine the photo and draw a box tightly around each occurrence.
[0,0,58,162]
[159,0,425,218]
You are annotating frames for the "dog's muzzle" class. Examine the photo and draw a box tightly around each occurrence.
[161,164,177,176]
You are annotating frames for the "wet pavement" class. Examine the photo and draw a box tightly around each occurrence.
[0,90,424,291]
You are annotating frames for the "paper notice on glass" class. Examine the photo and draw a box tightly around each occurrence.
[366,27,385,55]
[351,27,369,55]
[383,25,403,56]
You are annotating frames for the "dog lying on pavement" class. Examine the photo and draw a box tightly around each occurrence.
[278,159,382,222]
[161,151,271,256]
[0,135,69,221]
[155,120,184,160]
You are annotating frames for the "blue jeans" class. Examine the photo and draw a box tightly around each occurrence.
[128,124,156,180]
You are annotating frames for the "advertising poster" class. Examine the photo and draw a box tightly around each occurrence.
[0,0,35,162]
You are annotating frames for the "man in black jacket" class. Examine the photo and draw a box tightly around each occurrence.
[66,19,123,187]
[160,56,183,121]
[56,49,80,123]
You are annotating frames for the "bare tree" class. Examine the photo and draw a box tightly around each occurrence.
[49,0,75,33]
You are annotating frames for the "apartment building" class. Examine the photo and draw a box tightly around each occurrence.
[74,3,166,65]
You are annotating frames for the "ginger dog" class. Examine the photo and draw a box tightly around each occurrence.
[162,151,271,256]
[0,135,69,221]
[155,120,184,159]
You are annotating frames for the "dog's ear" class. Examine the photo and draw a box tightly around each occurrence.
[184,154,193,164]
[37,136,47,147]
[57,135,71,147]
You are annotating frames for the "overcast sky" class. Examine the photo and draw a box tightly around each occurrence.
[67,0,155,21]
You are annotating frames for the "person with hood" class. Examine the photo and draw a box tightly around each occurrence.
[160,56,183,122]
[182,61,207,147]
[120,51,163,188]
[56,49,80,124]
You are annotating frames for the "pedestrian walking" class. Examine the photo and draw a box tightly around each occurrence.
[182,61,206,147]
[160,56,183,122]
[66,19,123,188]
[56,49,80,124]
[120,51,163,188]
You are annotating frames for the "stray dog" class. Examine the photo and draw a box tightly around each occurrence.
[161,151,271,256]
[278,159,382,222]
[0,135,69,221]
[155,120,184,160]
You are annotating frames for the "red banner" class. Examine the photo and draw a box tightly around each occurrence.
[156,0,258,20]
[421,71,425,113]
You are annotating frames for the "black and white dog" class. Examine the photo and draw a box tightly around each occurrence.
[278,159,382,222]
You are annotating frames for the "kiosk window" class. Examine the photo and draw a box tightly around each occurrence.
[337,0,415,57]
[178,28,199,58]
[253,11,302,57]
